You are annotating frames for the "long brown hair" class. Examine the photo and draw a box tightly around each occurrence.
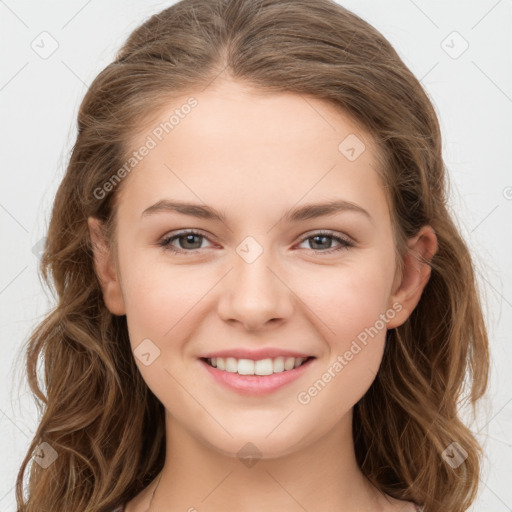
[15,1,489,510]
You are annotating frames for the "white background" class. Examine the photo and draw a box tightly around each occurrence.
[1,1,511,510]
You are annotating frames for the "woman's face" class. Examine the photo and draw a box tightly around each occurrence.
[90,78,428,459]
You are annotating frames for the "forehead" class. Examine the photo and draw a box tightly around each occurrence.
[116,79,389,226]
[129,78,375,156]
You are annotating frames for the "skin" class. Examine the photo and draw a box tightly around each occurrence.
[89,77,437,512]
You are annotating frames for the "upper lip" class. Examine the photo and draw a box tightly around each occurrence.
[199,348,315,360]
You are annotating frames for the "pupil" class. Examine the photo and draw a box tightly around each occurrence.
[311,235,330,250]
[181,234,201,249]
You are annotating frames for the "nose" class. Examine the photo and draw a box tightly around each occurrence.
[217,246,294,332]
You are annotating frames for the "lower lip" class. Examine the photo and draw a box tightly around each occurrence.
[199,358,315,395]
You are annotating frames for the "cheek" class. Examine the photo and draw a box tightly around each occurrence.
[302,260,394,346]
[119,250,206,343]
[294,267,392,416]
[297,260,392,402]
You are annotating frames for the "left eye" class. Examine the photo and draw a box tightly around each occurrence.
[158,230,354,255]
[297,232,354,253]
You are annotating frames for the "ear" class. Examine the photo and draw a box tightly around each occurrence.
[87,216,126,316]
[386,225,438,329]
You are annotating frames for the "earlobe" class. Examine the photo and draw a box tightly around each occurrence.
[386,225,438,329]
[87,216,126,316]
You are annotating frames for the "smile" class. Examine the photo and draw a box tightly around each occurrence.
[199,356,316,395]
[203,356,313,376]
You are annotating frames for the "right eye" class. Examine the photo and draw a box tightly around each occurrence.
[159,230,215,254]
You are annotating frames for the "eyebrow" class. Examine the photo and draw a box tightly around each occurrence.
[140,198,372,223]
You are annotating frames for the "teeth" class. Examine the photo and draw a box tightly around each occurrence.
[285,357,295,370]
[207,356,309,375]
[225,357,238,373]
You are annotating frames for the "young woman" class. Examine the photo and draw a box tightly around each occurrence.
[16,1,489,511]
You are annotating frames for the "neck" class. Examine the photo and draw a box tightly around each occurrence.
[147,408,386,512]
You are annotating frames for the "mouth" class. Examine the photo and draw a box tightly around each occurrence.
[198,355,316,395]
[200,356,315,376]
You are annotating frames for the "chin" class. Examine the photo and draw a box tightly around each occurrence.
[196,422,316,463]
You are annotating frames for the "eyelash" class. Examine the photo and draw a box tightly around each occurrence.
[158,229,355,256]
